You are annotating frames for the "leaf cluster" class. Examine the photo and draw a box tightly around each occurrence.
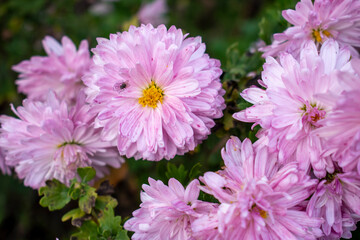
[161,162,202,186]
[38,167,129,240]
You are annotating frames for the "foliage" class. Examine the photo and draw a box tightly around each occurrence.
[39,167,129,240]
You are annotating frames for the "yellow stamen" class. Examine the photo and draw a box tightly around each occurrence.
[323,30,332,38]
[251,204,268,219]
[312,29,322,43]
[259,209,267,219]
[138,81,164,108]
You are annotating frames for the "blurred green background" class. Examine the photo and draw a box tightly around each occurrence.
[2,0,358,239]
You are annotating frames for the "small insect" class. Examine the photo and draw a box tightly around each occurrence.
[119,83,127,89]
[113,81,128,93]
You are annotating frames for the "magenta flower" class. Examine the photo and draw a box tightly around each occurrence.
[194,137,322,239]
[124,178,216,240]
[138,0,168,26]
[13,36,91,103]
[315,58,360,174]
[84,24,225,161]
[261,0,360,58]
[307,171,360,239]
[0,91,123,189]
[234,40,353,177]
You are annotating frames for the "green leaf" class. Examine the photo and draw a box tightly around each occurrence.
[98,207,129,239]
[165,163,188,185]
[62,208,87,227]
[188,163,202,181]
[77,167,96,183]
[79,185,98,214]
[115,230,130,240]
[69,179,82,200]
[95,196,118,211]
[38,179,71,211]
[70,220,98,240]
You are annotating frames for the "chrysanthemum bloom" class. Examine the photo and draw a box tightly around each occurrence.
[84,24,225,161]
[0,148,11,175]
[194,137,322,239]
[261,0,360,58]
[13,36,91,103]
[234,40,353,177]
[315,58,360,174]
[0,91,123,189]
[138,0,168,26]
[307,170,360,239]
[124,178,217,240]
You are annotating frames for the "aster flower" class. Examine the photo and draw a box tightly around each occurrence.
[234,40,353,177]
[138,0,168,26]
[0,91,123,189]
[307,170,360,239]
[315,58,360,174]
[13,36,91,103]
[84,24,225,161]
[193,137,322,239]
[124,178,216,240]
[261,0,360,58]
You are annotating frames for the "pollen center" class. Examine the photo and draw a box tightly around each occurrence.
[301,102,326,127]
[312,29,332,43]
[138,81,164,108]
[259,209,267,219]
[251,204,268,219]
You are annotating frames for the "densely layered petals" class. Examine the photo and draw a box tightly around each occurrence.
[315,58,360,174]
[307,171,360,239]
[234,40,353,177]
[0,92,123,189]
[124,178,216,240]
[194,137,322,239]
[261,0,360,58]
[13,36,91,103]
[84,24,225,161]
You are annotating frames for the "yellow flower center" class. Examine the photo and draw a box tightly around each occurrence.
[259,209,267,219]
[251,204,268,219]
[312,29,332,43]
[138,81,164,108]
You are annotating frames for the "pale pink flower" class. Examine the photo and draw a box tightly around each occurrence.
[0,148,11,175]
[261,0,360,58]
[0,91,123,189]
[138,0,168,26]
[84,24,225,161]
[124,178,216,240]
[13,36,91,103]
[315,58,360,174]
[307,170,360,239]
[234,40,353,177]
[194,137,322,239]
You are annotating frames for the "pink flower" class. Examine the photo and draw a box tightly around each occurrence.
[0,148,11,175]
[0,91,123,189]
[194,137,322,239]
[124,178,216,240]
[307,171,360,239]
[84,24,225,161]
[138,0,168,26]
[13,36,91,103]
[315,58,360,174]
[234,40,353,177]
[261,0,360,58]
